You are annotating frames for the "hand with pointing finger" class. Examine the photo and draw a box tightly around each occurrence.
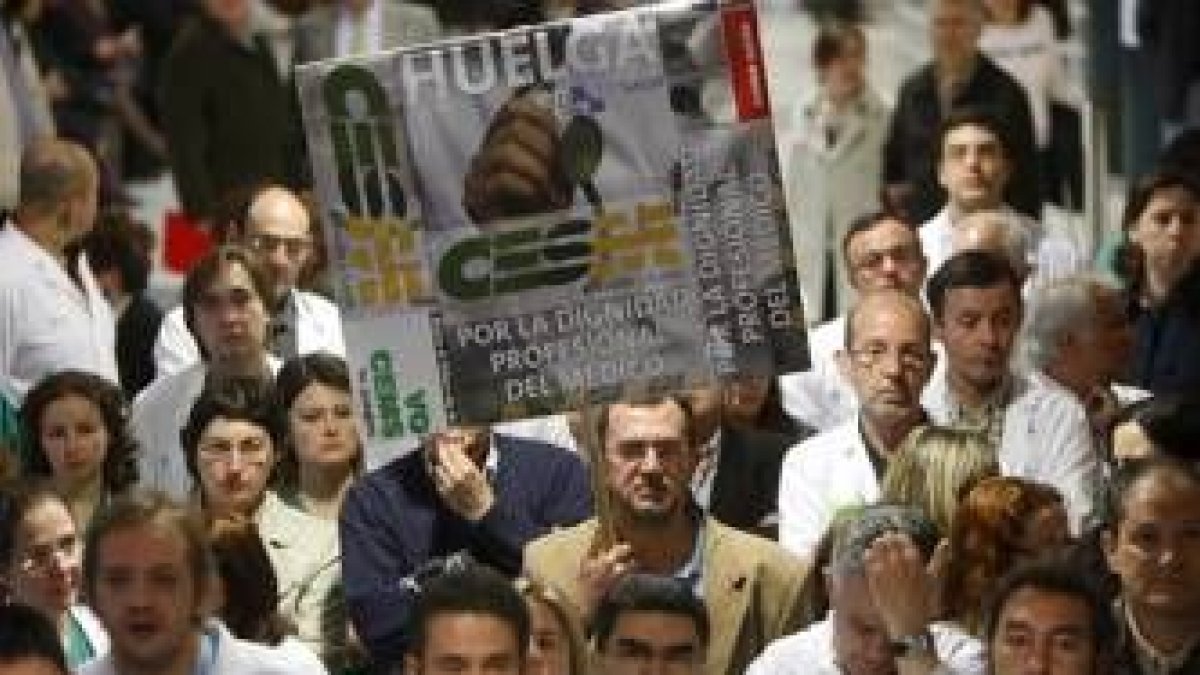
[578,542,636,622]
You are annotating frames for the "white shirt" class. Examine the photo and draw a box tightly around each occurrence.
[980,6,1080,147]
[153,288,344,378]
[778,419,879,560]
[779,316,856,432]
[747,614,986,675]
[79,619,328,675]
[922,369,1103,533]
[0,224,118,401]
[132,358,282,500]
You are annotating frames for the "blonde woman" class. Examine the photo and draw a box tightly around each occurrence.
[880,425,1000,536]
[515,578,586,675]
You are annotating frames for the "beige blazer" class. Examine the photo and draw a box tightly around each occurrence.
[525,517,810,675]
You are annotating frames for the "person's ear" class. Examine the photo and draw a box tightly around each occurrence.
[1100,528,1119,572]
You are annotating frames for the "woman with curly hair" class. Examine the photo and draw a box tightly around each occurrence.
[19,371,137,529]
[942,475,1071,635]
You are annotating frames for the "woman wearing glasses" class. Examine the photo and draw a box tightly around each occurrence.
[179,376,342,671]
[0,481,107,668]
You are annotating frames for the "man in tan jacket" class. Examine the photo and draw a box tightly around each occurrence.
[524,395,810,675]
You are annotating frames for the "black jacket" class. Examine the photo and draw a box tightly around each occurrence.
[160,13,304,219]
[883,54,1041,223]
[1125,265,1200,396]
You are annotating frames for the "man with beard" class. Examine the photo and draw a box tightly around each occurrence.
[524,394,808,675]
[778,290,935,560]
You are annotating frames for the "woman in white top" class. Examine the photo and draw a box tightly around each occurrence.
[980,0,1081,206]
[0,481,107,668]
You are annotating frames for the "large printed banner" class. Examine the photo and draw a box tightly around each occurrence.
[297,0,809,465]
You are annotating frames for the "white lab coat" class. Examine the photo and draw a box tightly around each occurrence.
[79,619,328,675]
[132,358,281,500]
[922,368,1103,533]
[778,316,855,433]
[784,88,890,323]
[0,224,118,401]
[153,289,344,378]
[777,418,879,561]
[747,613,986,675]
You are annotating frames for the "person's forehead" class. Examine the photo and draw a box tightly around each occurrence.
[850,298,926,342]
[943,283,1020,312]
[201,262,259,295]
[199,416,270,442]
[943,123,1002,151]
[18,499,75,540]
[424,613,521,653]
[611,611,701,642]
[97,525,190,569]
[999,587,1091,632]
[1122,472,1200,517]
[849,219,917,253]
[607,402,686,437]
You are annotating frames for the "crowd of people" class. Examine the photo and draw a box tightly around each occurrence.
[1,0,1200,674]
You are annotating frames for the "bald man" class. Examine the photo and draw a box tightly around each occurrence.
[779,290,936,559]
[153,185,344,376]
[0,139,118,400]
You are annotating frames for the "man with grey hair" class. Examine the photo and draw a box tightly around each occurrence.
[952,208,1085,292]
[750,504,985,675]
[1023,274,1144,436]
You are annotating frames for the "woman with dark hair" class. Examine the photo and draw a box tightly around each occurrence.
[274,353,362,521]
[942,476,1071,635]
[1115,171,1200,395]
[180,376,344,671]
[20,371,137,530]
[0,481,107,667]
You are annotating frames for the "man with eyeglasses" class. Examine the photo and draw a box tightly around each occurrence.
[153,184,345,378]
[779,290,935,561]
[779,210,928,434]
[132,245,283,500]
[592,574,709,675]
[525,395,807,675]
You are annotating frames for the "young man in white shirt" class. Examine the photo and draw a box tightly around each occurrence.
[79,491,326,675]
[778,290,935,560]
[780,211,928,433]
[0,138,117,401]
[751,505,984,675]
[153,185,344,378]
[920,108,1065,278]
[133,246,281,499]
[922,250,1103,532]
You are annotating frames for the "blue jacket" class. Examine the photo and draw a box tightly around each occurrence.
[340,434,592,666]
[1126,266,1200,395]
